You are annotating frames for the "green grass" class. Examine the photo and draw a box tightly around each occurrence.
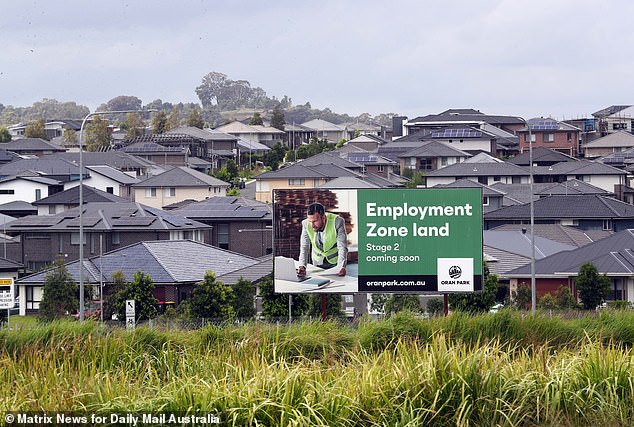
[1,311,634,425]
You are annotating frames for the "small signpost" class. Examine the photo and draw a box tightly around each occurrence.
[0,279,15,328]
[125,299,135,331]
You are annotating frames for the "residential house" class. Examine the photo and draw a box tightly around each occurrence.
[582,131,634,158]
[0,138,66,157]
[84,165,139,199]
[7,120,82,141]
[517,118,581,157]
[32,185,127,216]
[54,152,157,178]
[0,201,36,217]
[0,175,64,204]
[340,122,384,139]
[507,146,577,166]
[132,166,229,209]
[215,121,285,148]
[490,179,611,207]
[395,109,526,139]
[504,229,634,303]
[300,119,346,143]
[397,140,471,173]
[4,201,212,273]
[434,179,505,213]
[483,194,634,232]
[170,196,272,258]
[120,141,189,167]
[593,105,634,135]
[16,240,268,315]
[344,134,390,151]
[283,123,313,149]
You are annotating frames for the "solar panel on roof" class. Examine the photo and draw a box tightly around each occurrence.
[112,217,155,226]
[15,216,61,226]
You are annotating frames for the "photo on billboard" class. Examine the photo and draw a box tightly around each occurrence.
[273,188,483,294]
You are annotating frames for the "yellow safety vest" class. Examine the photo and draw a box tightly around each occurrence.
[306,212,339,266]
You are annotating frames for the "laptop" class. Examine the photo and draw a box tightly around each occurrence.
[274,256,330,287]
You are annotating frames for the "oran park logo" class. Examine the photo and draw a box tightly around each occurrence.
[449,265,462,279]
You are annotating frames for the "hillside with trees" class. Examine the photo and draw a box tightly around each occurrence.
[0,71,399,128]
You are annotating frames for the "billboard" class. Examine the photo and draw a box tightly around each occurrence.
[273,188,483,294]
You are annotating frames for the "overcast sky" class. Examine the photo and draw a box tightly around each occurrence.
[2,0,633,121]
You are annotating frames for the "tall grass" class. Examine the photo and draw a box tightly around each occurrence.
[1,312,634,425]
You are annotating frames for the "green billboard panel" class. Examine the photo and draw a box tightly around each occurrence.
[272,188,483,294]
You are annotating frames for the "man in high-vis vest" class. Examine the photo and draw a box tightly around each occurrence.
[297,202,348,277]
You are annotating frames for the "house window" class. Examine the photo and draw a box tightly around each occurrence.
[145,188,157,198]
[70,232,86,245]
[377,165,385,172]
[441,157,448,166]
[35,189,41,201]
[603,219,613,231]
[493,176,501,182]
[544,133,554,143]
[24,233,49,240]
[483,196,489,206]
[164,187,176,197]
[48,205,56,214]
[26,286,40,310]
[288,178,305,186]
[217,223,229,249]
[0,189,15,195]
[112,231,120,245]
[313,179,320,187]
[419,159,433,170]
[106,187,114,194]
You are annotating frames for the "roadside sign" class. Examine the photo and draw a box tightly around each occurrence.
[126,316,135,331]
[0,279,14,310]
[125,300,135,317]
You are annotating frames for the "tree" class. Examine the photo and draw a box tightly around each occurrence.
[103,271,127,321]
[307,294,345,318]
[231,277,256,318]
[25,119,48,140]
[576,262,610,310]
[196,72,229,108]
[225,159,239,179]
[38,259,79,322]
[152,111,168,134]
[187,109,205,129]
[263,142,287,170]
[449,262,497,313]
[0,127,11,142]
[98,95,142,112]
[167,108,180,131]
[249,112,263,126]
[384,295,423,315]
[259,275,309,319]
[426,298,444,316]
[63,128,77,146]
[513,282,532,310]
[538,293,557,310]
[556,285,576,309]
[85,115,111,151]
[113,271,158,321]
[125,112,145,139]
[189,271,234,319]
[270,105,285,131]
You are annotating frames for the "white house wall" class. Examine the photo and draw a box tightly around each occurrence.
[0,180,51,204]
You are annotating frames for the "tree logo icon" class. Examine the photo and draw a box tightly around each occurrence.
[449,265,462,279]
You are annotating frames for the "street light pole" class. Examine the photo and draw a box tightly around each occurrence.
[528,120,536,315]
[78,109,153,321]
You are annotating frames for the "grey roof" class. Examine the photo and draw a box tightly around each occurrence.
[0,257,22,270]
[425,160,528,177]
[529,159,626,177]
[217,254,273,284]
[133,166,230,188]
[86,165,140,184]
[434,179,504,197]
[508,147,577,165]
[0,200,36,212]
[32,185,127,206]
[399,140,472,158]
[18,240,260,286]
[166,126,237,141]
[237,138,271,152]
[319,176,381,189]
[53,152,154,170]
[0,175,62,186]
[408,109,525,125]
[592,105,632,118]
[518,117,580,132]
[490,180,609,205]
[257,162,361,180]
[583,131,634,149]
[505,229,634,277]
[484,245,530,277]
[297,151,362,169]
[485,194,634,220]
[121,141,186,154]
[5,201,210,232]
[484,229,575,259]
[0,138,66,152]
[0,157,81,177]
[489,224,611,247]
[171,196,272,221]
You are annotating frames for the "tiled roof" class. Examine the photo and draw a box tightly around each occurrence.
[507,147,576,165]
[425,161,527,177]
[172,196,271,220]
[399,140,472,158]
[489,224,611,247]
[132,166,229,188]
[505,229,634,277]
[54,152,153,170]
[0,138,66,152]
[592,105,632,118]
[583,131,634,149]
[485,194,634,220]
[300,119,345,131]
[86,165,140,184]
[256,162,360,179]
[434,179,504,197]
[18,240,261,285]
[32,185,127,205]
[408,109,525,125]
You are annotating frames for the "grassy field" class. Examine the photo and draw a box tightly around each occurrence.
[2,310,634,425]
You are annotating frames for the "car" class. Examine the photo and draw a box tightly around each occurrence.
[489,303,504,313]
